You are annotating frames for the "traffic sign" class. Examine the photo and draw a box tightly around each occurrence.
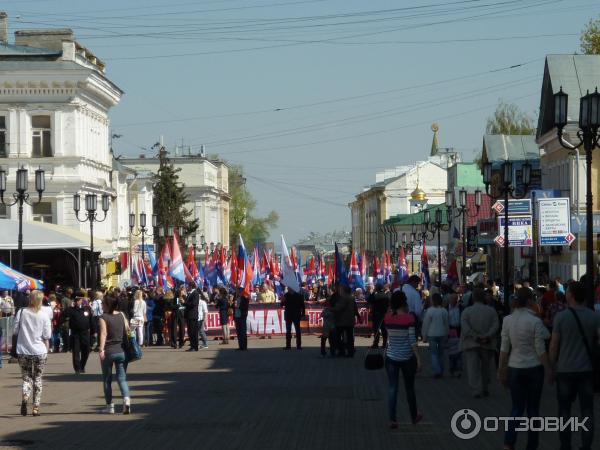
[498,216,533,247]
[538,198,574,246]
[491,199,532,215]
[494,235,505,247]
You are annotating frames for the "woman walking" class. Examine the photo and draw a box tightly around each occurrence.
[217,287,231,344]
[384,291,422,429]
[421,293,449,378]
[13,290,52,416]
[98,295,131,415]
[498,287,551,450]
[131,290,147,346]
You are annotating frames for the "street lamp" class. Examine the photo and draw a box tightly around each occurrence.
[0,166,45,272]
[188,234,198,261]
[130,212,157,282]
[553,86,600,308]
[74,192,110,289]
[446,188,482,285]
[423,208,450,287]
[483,160,531,306]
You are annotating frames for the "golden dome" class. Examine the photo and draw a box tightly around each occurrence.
[411,186,427,201]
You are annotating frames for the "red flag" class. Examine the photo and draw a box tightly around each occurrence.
[186,245,199,283]
[230,251,238,287]
[308,257,316,276]
[327,263,334,286]
[372,256,380,278]
[120,252,129,271]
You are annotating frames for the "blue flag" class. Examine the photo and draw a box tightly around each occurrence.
[335,243,349,287]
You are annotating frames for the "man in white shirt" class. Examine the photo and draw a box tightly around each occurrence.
[403,275,423,320]
[0,290,14,317]
[90,293,103,351]
[197,290,209,349]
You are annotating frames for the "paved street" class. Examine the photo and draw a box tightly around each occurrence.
[0,336,598,450]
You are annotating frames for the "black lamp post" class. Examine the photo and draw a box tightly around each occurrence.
[553,86,600,308]
[189,234,198,261]
[423,208,450,287]
[74,192,110,289]
[130,212,158,276]
[483,160,531,306]
[446,188,482,285]
[0,166,45,272]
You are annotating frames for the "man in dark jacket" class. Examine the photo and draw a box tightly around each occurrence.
[153,289,165,346]
[66,296,95,373]
[367,282,390,349]
[283,288,306,350]
[234,289,249,350]
[185,283,200,351]
[331,284,356,357]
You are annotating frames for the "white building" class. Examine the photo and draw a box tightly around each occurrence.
[0,16,151,287]
[120,151,231,250]
[349,155,454,256]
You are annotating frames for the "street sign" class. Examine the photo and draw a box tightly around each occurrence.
[497,216,533,247]
[134,244,155,253]
[491,199,532,215]
[494,235,505,247]
[538,198,575,246]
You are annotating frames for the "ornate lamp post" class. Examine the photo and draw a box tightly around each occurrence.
[483,160,531,306]
[423,208,450,287]
[74,192,110,289]
[0,167,45,272]
[130,212,157,271]
[446,188,482,285]
[553,87,600,307]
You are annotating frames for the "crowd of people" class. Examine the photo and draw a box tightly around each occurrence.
[1,274,599,450]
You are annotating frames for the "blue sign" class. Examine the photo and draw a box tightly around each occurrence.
[494,199,532,215]
[538,198,574,246]
[498,216,533,247]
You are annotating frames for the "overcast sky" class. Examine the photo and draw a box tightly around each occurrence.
[6,0,599,243]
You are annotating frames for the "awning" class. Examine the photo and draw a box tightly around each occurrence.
[0,219,113,253]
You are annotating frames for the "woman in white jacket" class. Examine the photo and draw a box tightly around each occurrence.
[131,290,147,346]
[422,293,449,378]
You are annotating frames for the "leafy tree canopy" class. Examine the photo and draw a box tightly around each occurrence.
[485,100,536,135]
[228,165,278,248]
[581,16,600,54]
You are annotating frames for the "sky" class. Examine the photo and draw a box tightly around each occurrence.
[5,0,600,244]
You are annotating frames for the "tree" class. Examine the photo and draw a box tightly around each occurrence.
[485,101,536,135]
[581,16,600,54]
[152,148,198,247]
[228,164,278,247]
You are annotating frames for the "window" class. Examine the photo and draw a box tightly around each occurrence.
[32,202,53,223]
[0,204,8,219]
[0,117,6,158]
[31,115,52,157]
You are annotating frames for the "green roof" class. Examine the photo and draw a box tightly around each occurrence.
[384,202,449,226]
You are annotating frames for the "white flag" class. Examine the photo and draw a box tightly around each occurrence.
[280,235,300,293]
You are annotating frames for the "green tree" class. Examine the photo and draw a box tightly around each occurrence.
[581,16,600,54]
[229,165,278,247]
[152,148,198,247]
[485,101,536,135]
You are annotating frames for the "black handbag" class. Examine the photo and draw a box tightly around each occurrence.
[364,317,385,371]
[568,308,600,393]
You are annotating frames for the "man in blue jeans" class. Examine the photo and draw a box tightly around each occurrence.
[550,281,600,450]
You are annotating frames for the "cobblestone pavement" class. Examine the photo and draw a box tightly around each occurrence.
[0,336,598,450]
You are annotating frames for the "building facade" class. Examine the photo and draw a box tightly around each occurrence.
[349,154,454,257]
[0,17,152,287]
[120,153,231,250]
[536,54,600,282]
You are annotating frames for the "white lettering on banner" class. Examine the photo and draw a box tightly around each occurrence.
[265,309,282,334]
[483,418,498,431]
[247,310,265,334]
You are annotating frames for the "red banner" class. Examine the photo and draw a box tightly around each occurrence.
[205,302,371,337]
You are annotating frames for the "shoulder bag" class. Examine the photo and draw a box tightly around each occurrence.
[568,307,600,393]
[364,316,386,371]
[120,312,142,363]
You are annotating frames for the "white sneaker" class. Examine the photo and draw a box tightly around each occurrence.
[101,404,115,414]
[123,397,131,415]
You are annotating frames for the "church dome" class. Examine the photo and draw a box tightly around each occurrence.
[411,186,427,201]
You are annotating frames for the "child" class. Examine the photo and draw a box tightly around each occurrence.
[320,301,335,357]
[447,328,462,377]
